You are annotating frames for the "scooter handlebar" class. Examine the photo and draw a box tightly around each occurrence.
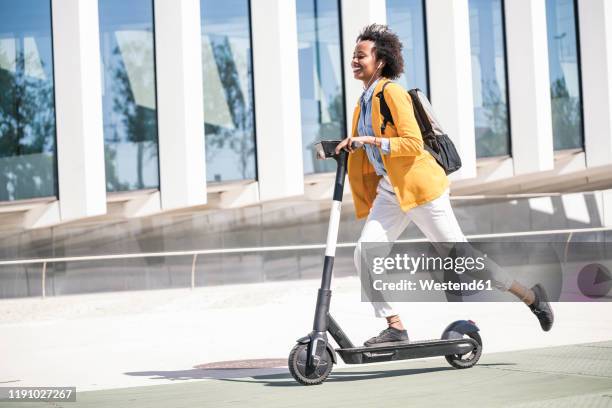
[314,140,363,160]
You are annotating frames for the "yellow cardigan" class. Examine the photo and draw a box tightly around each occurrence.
[348,78,449,219]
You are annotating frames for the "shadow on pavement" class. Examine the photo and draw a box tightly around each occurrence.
[219,366,452,387]
[217,364,516,387]
[125,362,517,385]
[125,367,289,381]
[125,358,290,381]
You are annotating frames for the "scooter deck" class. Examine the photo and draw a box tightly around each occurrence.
[336,338,478,364]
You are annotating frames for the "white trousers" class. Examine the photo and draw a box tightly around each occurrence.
[354,177,513,317]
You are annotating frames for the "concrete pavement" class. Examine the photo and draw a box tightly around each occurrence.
[1,276,612,406]
[2,341,612,407]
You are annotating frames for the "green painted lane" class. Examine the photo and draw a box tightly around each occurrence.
[3,342,612,408]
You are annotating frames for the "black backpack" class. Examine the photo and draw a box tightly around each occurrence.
[377,82,462,175]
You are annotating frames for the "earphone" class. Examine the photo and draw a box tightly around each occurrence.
[363,61,384,90]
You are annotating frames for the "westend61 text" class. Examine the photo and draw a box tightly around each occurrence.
[373,279,493,292]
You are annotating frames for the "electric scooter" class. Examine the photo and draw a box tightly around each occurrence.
[288,140,483,385]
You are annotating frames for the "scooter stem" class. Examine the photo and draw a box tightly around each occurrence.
[305,141,350,372]
[321,150,348,289]
[313,149,348,332]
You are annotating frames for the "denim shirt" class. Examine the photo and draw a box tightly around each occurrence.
[357,78,391,176]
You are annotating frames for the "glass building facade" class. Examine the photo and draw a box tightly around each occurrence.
[0,0,597,205]
[386,0,429,95]
[0,0,56,201]
[468,0,510,158]
[546,0,583,150]
[201,0,256,182]
[296,0,345,174]
[99,0,159,192]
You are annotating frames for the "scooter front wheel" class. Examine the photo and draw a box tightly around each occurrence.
[445,331,482,369]
[288,343,333,385]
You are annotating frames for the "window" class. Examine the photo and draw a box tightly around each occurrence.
[99,0,159,192]
[546,0,583,150]
[201,0,256,182]
[0,0,56,201]
[469,0,511,157]
[297,0,345,174]
[386,0,429,95]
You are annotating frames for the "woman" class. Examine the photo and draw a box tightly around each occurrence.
[334,24,554,346]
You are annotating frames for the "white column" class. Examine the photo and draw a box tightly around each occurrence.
[340,0,386,136]
[154,0,206,210]
[504,0,554,174]
[578,0,612,168]
[51,0,106,221]
[425,0,476,179]
[251,0,304,201]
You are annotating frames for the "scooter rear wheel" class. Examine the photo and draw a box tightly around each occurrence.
[288,343,333,385]
[445,331,482,369]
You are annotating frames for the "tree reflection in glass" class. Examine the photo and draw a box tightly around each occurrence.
[297,0,345,174]
[0,1,56,202]
[386,0,429,95]
[469,0,510,158]
[546,0,583,150]
[478,79,509,157]
[201,0,256,182]
[99,0,159,192]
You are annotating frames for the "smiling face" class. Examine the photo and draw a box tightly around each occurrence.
[351,40,382,85]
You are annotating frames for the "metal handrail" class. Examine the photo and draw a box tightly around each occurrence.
[0,226,610,298]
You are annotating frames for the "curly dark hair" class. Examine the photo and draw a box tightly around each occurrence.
[356,24,404,80]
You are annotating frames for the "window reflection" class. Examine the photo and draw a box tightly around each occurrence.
[201,0,256,182]
[0,0,56,201]
[546,0,583,150]
[469,0,510,157]
[386,0,429,95]
[99,0,159,192]
[297,0,345,174]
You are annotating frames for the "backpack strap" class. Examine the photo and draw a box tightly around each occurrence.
[377,83,443,165]
[376,81,394,135]
[407,89,434,136]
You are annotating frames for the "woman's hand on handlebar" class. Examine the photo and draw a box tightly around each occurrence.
[334,136,377,155]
